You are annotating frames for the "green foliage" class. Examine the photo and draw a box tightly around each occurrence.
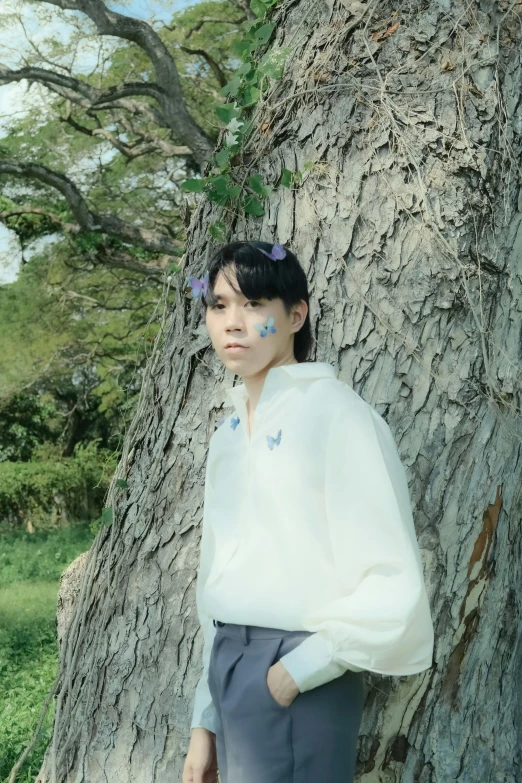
[0,240,167,446]
[0,0,316,537]
[0,392,58,462]
[179,1,316,220]
[0,195,67,245]
[0,525,95,782]
[0,252,72,398]
[0,524,95,588]
[0,440,117,532]
[0,582,58,783]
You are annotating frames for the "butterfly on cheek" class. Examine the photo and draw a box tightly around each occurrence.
[266,429,282,450]
[254,316,277,338]
[230,416,240,430]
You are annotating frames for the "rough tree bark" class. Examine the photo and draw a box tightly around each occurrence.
[24,1,522,782]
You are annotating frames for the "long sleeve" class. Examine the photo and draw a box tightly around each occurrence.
[279,395,434,693]
[190,445,218,733]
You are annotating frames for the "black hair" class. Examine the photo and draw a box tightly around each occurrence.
[200,240,313,363]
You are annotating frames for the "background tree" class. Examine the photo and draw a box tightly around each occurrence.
[0,0,247,467]
[5,1,522,782]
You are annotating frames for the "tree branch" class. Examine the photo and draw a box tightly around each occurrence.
[0,65,169,127]
[181,16,247,40]
[0,207,79,233]
[94,247,170,278]
[59,113,192,159]
[0,66,162,103]
[178,45,229,88]
[0,160,183,256]
[35,0,216,169]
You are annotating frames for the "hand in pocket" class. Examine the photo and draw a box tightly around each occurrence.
[266,660,300,707]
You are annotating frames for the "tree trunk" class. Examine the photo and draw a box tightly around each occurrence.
[28,2,522,782]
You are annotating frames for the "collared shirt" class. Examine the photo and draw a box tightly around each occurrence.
[190,361,434,733]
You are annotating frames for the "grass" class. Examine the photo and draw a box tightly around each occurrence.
[0,525,95,783]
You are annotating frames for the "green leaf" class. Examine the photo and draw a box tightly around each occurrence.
[248,173,272,197]
[116,479,128,488]
[232,40,252,59]
[220,76,242,98]
[243,195,265,216]
[280,168,293,187]
[250,0,268,18]
[240,86,260,107]
[180,178,207,193]
[209,221,227,241]
[211,176,231,195]
[237,63,254,77]
[101,507,113,525]
[207,191,230,206]
[214,149,231,169]
[254,23,276,44]
[258,47,291,80]
[215,104,239,124]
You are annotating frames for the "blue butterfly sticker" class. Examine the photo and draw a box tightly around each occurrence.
[254,316,277,338]
[267,429,282,450]
[231,416,240,430]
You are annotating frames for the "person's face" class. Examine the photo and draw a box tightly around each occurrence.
[205,264,307,376]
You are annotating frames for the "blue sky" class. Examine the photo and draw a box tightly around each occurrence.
[0,0,200,282]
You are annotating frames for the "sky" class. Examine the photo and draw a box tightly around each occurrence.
[0,0,198,283]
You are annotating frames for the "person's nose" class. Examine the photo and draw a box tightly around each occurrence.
[225,307,247,333]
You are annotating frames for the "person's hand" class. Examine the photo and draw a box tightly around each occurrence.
[182,727,219,783]
[266,660,300,707]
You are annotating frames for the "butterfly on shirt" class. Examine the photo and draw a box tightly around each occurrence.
[266,429,282,450]
[227,415,282,450]
[214,415,239,430]
[254,316,277,337]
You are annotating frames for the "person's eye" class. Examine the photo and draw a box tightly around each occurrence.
[210,303,224,309]
[247,301,261,307]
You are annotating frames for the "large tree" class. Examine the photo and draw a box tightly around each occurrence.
[7,0,522,781]
[0,0,243,449]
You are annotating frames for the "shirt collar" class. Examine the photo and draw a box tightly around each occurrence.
[224,361,337,415]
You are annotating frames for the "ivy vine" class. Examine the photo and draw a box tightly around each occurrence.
[178,0,313,254]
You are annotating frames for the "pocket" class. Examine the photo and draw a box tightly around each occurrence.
[207,634,223,705]
[218,637,245,707]
[265,632,313,708]
[263,636,289,710]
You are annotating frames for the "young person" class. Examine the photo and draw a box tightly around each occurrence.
[182,240,434,783]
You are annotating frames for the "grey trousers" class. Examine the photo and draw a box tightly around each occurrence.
[209,619,365,783]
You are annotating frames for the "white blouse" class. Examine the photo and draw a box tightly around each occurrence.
[190,361,434,733]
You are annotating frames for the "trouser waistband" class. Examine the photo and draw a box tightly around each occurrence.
[212,618,312,646]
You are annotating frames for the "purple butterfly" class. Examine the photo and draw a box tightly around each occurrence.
[187,271,209,299]
[259,243,286,261]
